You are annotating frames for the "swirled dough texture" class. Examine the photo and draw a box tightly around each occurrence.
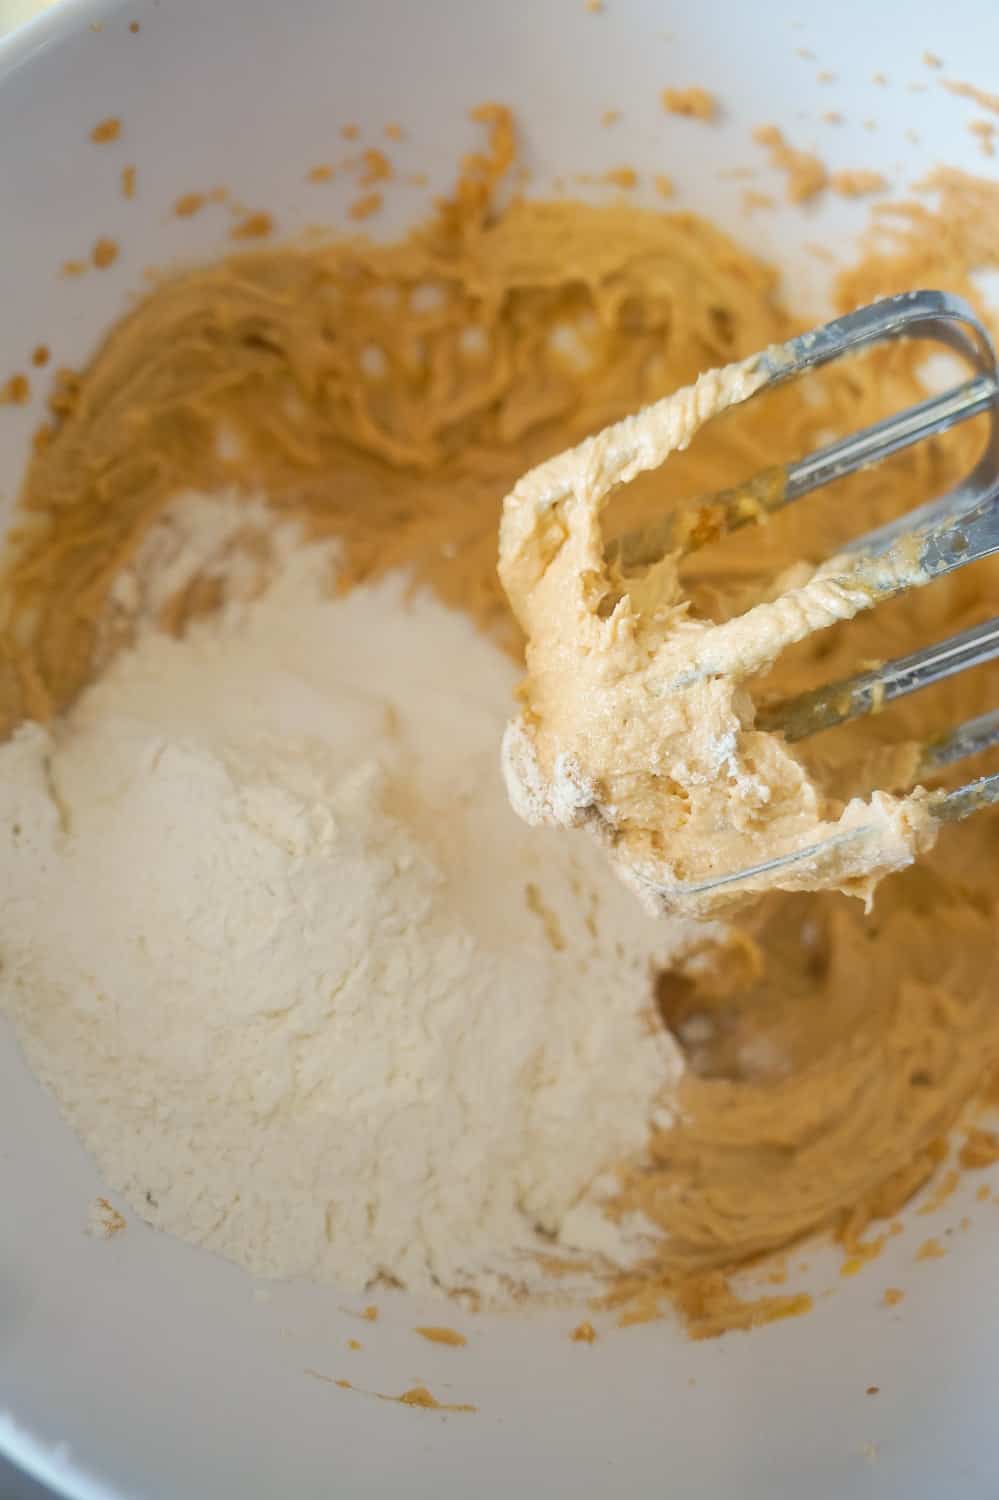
[498,356,937,919]
[1,111,998,1334]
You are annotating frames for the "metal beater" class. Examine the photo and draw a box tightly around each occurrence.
[609,289,999,900]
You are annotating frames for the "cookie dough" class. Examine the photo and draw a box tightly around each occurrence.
[498,354,937,919]
[2,111,998,1334]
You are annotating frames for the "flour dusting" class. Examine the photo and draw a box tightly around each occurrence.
[0,492,689,1300]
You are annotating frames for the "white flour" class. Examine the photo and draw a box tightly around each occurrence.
[0,493,690,1300]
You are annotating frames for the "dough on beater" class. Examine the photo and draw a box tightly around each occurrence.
[498,357,938,918]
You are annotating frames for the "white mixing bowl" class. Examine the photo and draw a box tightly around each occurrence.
[1,1,997,1496]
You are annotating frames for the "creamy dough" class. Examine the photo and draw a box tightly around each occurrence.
[1,110,998,1333]
[498,355,937,919]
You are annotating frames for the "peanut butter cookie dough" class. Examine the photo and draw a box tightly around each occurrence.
[2,112,998,1334]
[498,355,936,919]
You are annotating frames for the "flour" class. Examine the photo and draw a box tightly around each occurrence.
[0,492,690,1300]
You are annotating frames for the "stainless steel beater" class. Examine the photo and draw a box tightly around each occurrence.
[610,289,999,901]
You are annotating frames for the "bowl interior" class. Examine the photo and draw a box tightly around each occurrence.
[0,2,997,1497]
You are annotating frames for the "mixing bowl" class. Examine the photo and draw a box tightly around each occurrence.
[1,1,997,1496]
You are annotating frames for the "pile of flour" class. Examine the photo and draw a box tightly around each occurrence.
[0,493,690,1300]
